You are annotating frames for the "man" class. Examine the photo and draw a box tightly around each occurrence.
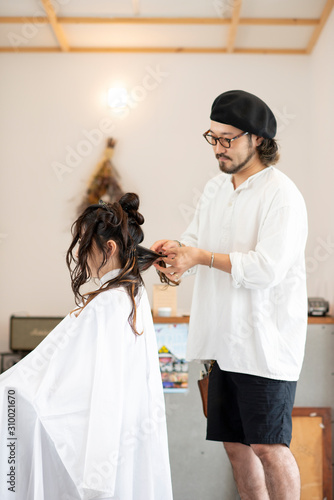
[151,90,308,500]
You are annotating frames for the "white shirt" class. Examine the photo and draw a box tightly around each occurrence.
[181,166,308,381]
[0,270,173,500]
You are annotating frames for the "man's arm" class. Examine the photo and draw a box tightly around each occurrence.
[152,199,307,286]
[151,242,232,281]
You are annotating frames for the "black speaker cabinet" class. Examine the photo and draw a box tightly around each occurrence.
[10,316,63,352]
[0,352,26,374]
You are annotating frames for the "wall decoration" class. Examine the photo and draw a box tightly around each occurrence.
[78,137,124,213]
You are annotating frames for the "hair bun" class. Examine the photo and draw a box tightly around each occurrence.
[119,193,144,226]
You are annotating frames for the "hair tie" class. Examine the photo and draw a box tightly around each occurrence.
[98,199,110,209]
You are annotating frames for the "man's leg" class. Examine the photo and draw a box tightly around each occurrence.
[224,442,300,500]
[251,443,300,500]
[224,442,270,500]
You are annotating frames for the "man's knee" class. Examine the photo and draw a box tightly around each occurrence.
[251,443,289,464]
[223,442,250,464]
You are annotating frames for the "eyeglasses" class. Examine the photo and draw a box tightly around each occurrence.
[203,130,249,148]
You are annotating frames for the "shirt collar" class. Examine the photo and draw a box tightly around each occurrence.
[230,166,273,191]
[99,268,121,286]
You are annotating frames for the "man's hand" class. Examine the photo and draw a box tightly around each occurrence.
[151,239,232,279]
[150,239,179,255]
[150,240,181,282]
[150,240,211,282]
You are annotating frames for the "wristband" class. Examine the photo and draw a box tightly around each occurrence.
[209,252,215,268]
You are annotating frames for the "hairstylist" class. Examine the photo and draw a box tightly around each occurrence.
[151,90,308,500]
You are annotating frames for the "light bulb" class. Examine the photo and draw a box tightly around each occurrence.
[107,87,128,109]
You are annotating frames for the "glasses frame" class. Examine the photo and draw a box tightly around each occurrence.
[203,130,249,148]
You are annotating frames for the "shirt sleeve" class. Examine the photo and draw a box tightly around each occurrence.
[179,195,202,277]
[230,203,308,289]
[180,212,199,248]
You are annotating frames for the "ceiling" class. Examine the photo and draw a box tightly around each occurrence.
[0,0,333,54]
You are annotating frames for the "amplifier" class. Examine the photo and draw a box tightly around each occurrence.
[10,316,64,352]
[0,352,26,374]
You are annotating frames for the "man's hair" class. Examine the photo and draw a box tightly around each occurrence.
[257,138,280,167]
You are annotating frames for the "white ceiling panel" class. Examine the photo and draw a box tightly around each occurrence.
[0,23,57,47]
[236,25,315,50]
[240,0,327,19]
[57,0,134,17]
[0,0,39,16]
[64,23,229,48]
[138,0,229,18]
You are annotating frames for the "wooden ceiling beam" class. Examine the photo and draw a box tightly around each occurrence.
[0,46,61,53]
[227,0,243,53]
[234,47,307,55]
[0,16,230,25]
[40,0,69,52]
[132,0,140,17]
[239,18,318,26]
[0,46,307,55]
[0,17,49,24]
[0,16,319,26]
[306,0,334,54]
[58,16,230,24]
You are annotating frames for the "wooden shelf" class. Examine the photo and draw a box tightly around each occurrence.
[308,316,334,324]
[152,316,190,323]
[152,316,334,324]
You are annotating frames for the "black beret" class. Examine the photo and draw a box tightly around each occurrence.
[210,90,277,139]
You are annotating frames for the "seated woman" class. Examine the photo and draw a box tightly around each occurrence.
[0,193,174,500]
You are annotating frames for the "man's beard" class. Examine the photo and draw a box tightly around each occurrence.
[217,147,256,174]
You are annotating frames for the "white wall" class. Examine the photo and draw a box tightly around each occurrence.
[307,9,334,306]
[0,12,333,351]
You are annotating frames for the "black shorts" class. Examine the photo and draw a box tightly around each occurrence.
[206,362,297,447]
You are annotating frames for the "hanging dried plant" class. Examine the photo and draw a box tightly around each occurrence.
[77,138,124,214]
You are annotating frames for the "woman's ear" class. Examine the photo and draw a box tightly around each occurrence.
[107,239,117,257]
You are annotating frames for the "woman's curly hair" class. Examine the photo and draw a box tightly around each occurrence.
[66,193,176,334]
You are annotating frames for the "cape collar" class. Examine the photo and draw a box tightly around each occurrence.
[99,268,121,286]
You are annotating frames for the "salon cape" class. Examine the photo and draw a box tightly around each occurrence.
[0,270,173,500]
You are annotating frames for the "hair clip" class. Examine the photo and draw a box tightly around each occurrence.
[99,200,110,209]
